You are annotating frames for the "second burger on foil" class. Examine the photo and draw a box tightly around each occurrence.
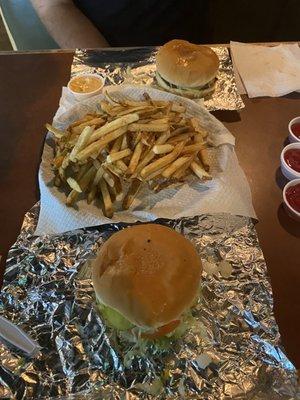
[92,224,202,339]
[156,39,219,98]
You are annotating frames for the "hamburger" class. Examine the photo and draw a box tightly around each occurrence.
[92,224,202,339]
[156,39,219,98]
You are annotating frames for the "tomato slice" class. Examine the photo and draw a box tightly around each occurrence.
[141,320,180,339]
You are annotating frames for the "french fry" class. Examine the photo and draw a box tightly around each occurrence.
[58,166,65,179]
[112,174,122,195]
[152,179,179,193]
[162,156,191,178]
[93,166,105,185]
[194,133,205,144]
[69,125,94,161]
[99,179,113,218]
[87,185,97,204]
[70,114,95,128]
[199,148,210,171]
[108,187,117,204]
[102,104,124,116]
[106,148,132,164]
[182,143,205,154]
[120,133,128,150]
[156,130,171,144]
[127,141,143,174]
[72,118,104,135]
[80,165,96,190]
[100,100,114,115]
[122,179,141,210]
[109,95,149,108]
[153,144,174,155]
[88,113,139,143]
[173,157,194,180]
[46,123,67,139]
[76,126,127,161]
[170,103,186,113]
[132,131,142,147]
[140,142,185,179]
[61,154,70,169]
[169,126,189,138]
[105,163,123,177]
[103,170,115,188]
[52,154,65,169]
[76,163,91,180]
[144,166,165,181]
[54,175,61,187]
[190,161,212,180]
[141,132,155,147]
[149,117,169,124]
[113,105,152,117]
[66,166,95,206]
[66,189,79,206]
[116,160,128,173]
[67,177,82,193]
[190,117,208,138]
[134,130,171,176]
[93,159,101,169]
[128,123,169,132]
[110,136,122,154]
[167,132,193,144]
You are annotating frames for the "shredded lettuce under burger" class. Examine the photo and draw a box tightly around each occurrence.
[97,300,198,342]
[97,302,134,330]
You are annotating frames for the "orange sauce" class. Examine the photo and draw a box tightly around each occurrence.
[69,76,102,93]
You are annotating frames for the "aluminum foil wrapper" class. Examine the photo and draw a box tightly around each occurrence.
[72,47,244,111]
[0,203,298,399]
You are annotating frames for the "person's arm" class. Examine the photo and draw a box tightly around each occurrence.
[30,0,109,48]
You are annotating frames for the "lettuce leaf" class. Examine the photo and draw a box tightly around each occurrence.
[97,302,134,331]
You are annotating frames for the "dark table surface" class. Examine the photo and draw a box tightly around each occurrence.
[0,50,299,368]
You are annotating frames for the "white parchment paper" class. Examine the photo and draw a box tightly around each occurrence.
[35,85,256,235]
[231,41,300,98]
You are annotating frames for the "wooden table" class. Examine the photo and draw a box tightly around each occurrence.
[0,50,299,369]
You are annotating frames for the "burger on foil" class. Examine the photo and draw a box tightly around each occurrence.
[156,39,219,98]
[92,224,202,340]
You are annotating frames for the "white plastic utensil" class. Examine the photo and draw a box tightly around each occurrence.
[0,316,41,357]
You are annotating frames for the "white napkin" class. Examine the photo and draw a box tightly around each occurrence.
[230,41,300,98]
[35,85,256,235]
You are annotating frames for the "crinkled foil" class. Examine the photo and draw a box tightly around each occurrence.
[0,203,298,399]
[71,47,244,111]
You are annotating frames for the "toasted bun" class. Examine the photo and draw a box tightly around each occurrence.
[92,224,202,329]
[156,39,219,88]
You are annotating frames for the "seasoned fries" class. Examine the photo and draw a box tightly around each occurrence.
[47,92,213,218]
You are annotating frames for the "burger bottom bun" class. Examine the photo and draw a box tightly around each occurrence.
[156,72,216,99]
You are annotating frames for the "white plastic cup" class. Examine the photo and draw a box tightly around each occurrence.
[283,178,300,222]
[67,73,105,100]
[280,143,300,181]
[288,116,300,143]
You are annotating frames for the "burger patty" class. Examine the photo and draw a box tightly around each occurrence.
[156,71,217,98]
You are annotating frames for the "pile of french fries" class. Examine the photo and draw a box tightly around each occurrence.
[47,92,212,218]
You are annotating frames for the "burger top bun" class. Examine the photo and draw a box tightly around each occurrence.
[92,224,202,329]
[156,39,219,88]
